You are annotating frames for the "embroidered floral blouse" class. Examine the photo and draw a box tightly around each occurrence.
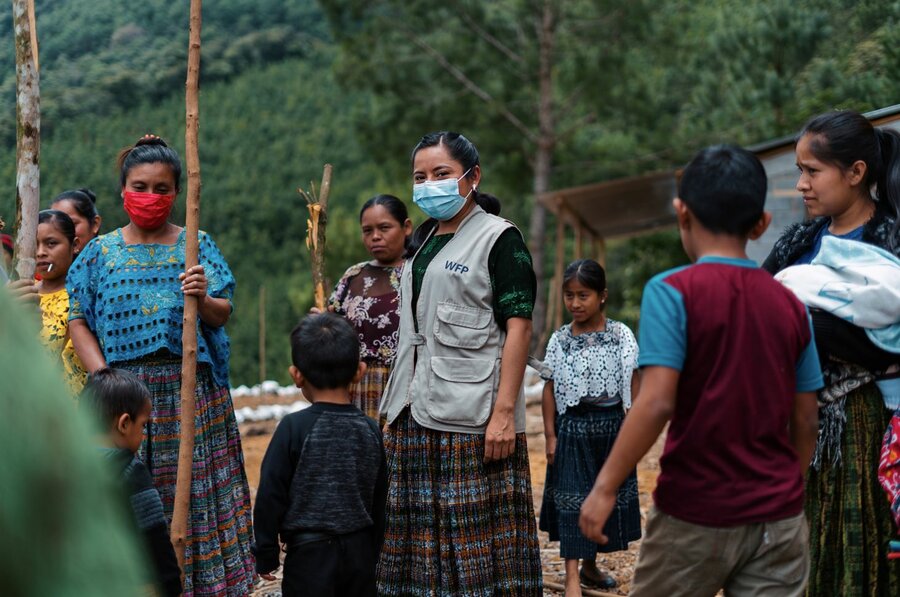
[39,289,88,393]
[329,261,403,365]
[67,228,235,387]
[542,319,639,413]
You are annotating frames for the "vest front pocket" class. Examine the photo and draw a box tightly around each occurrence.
[426,356,497,427]
[433,302,493,350]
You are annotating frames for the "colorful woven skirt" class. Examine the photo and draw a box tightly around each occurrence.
[805,384,900,597]
[377,409,543,596]
[539,404,641,559]
[118,355,255,597]
[351,360,391,420]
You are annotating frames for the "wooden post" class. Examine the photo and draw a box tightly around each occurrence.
[171,0,202,575]
[541,261,558,350]
[594,236,607,268]
[574,221,583,260]
[300,165,333,311]
[552,206,565,331]
[259,285,267,383]
[11,0,40,281]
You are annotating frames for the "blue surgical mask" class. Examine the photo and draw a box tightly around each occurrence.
[412,169,473,220]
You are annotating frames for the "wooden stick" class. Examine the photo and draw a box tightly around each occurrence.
[171,0,202,576]
[542,579,620,597]
[11,0,40,281]
[299,164,333,311]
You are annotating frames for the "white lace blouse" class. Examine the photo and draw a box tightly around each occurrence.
[542,320,639,414]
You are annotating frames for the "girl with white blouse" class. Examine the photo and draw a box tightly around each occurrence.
[540,259,641,596]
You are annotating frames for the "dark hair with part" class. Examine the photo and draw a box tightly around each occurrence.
[359,194,409,224]
[679,144,767,236]
[117,135,182,191]
[51,188,100,224]
[407,131,504,253]
[81,367,151,427]
[38,209,77,245]
[563,259,607,294]
[290,313,360,389]
[801,110,900,244]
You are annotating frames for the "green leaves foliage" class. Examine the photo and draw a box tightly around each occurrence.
[0,52,386,385]
[0,0,328,144]
[3,0,900,380]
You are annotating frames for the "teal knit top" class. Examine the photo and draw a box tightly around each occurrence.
[67,228,235,386]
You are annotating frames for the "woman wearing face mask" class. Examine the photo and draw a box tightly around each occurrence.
[67,135,255,596]
[377,132,542,595]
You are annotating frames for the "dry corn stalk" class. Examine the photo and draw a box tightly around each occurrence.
[298,164,333,311]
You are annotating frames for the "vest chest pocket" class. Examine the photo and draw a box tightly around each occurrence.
[426,356,497,427]
[433,302,493,350]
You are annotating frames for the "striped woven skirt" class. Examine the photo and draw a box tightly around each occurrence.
[351,360,391,421]
[376,409,543,596]
[805,384,900,596]
[539,404,640,559]
[118,355,255,597]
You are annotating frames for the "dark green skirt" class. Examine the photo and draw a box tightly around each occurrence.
[805,383,900,596]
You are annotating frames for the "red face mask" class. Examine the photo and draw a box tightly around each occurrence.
[123,190,176,230]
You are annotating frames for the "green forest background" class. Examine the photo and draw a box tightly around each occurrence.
[1,0,898,385]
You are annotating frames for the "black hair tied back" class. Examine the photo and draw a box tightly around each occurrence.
[116,133,183,191]
[52,187,100,222]
[801,110,900,247]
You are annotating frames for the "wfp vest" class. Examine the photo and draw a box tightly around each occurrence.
[380,206,527,434]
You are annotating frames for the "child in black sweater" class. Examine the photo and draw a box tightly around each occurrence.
[82,368,182,597]
[254,313,388,597]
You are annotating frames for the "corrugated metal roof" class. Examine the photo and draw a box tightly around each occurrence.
[538,171,677,238]
[539,104,900,239]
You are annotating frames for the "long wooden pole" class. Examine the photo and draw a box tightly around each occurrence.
[11,0,40,281]
[171,0,202,575]
[259,285,266,382]
[552,207,566,331]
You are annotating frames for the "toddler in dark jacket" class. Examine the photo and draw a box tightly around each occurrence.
[254,313,388,597]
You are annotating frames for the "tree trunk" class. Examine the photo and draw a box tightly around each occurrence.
[527,0,557,356]
[11,0,40,281]
[171,0,202,578]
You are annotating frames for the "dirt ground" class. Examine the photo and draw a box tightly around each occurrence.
[236,393,664,596]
